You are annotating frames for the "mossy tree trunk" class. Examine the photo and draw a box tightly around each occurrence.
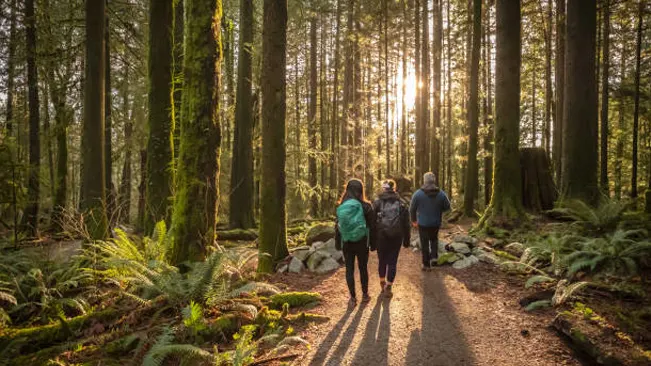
[145,0,174,234]
[614,31,626,200]
[561,0,598,204]
[170,0,223,264]
[481,0,524,227]
[631,1,643,199]
[229,0,255,229]
[21,0,41,237]
[81,0,108,240]
[553,0,565,183]
[308,12,319,217]
[172,0,184,167]
[119,67,131,223]
[258,0,288,273]
[463,0,481,217]
[600,0,610,194]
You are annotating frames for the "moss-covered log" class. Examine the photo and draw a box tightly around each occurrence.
[258,0,289,273]
[170,0,223,264]
[216,228,258,241]
[0,309,119,355]
[144,0,174,234]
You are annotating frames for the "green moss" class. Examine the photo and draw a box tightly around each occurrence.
[268,292,322,309]
[254,307,283,326]
[437,252,461,265]
[492,250,519,261]
[212,313,242,336]
[286,312,330,323]
[0,309,118,354]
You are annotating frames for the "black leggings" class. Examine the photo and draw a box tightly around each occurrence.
[342,239,369,298]
[377,235,402,283]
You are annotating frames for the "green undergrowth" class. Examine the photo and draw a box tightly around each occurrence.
[268,292,322,309]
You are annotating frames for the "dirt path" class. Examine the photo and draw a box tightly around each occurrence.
[276,229,582,366]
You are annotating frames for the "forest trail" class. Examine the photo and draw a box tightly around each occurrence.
[280,227,581,366]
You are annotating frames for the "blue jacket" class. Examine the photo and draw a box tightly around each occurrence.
[409,184,451,228]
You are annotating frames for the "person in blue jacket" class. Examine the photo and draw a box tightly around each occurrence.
[409,172,451,270]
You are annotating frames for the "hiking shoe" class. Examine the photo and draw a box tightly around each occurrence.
[361,293,371,302]
[348,297,357,306]
[385,285,393,298]
[380,280,386,293]
[422,265,431,272]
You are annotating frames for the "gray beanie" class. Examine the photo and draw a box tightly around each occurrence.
[423,172,436,185]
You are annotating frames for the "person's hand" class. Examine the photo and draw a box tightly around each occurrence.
[411,221,418,228]
[370,246,377,252]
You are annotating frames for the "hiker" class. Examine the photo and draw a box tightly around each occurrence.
[335,178,376,305]
[409,172,451,270]
[372,180,410,298]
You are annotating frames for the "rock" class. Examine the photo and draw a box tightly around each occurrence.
[450,242,471,255]
[331,250,344,263]
[452,255,480,270]
[306,250,331,271]
[476,252,499,264]
[277,264,288,273]
[453,235,478,246]
[288,257,305,273]
[311,241,325,251]
[292,247,314,262]
[437,252,463,265]
[319,238,339,256]
[314,258,340,274]
[306,224,335,246]
[437,240,448,256]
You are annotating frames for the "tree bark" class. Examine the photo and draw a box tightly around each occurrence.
[481,0,524,227]
[329,0,342,208]
[463,0,481,217]
[170,0,223,264]
[561,0,598,203]
[553,0,565,182]
[119,73,132,224]
[172,0,184,168]
[81,0,108,239]
[230,0,255,229]
[145,0,174,234]
[614,25,626,200]
[631,1,643,199]
[400,0,408,175]
[308,13,319,217]
[420,0,430,178]
[600,0,610,194]
[4,0,17,134]
[483,3,493,206]
[105,1,114,223]
[258,0,289,272]
[384,0,390,175]
[544,0,552,156]
[445,0,453,196]
[414,0,422,184]
[432,0,442,179]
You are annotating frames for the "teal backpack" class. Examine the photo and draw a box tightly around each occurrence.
[336,199,368,243]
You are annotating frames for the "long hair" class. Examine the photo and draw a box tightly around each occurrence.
[337,178,369,205]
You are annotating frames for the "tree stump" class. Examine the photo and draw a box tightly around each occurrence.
[520,148,558,212]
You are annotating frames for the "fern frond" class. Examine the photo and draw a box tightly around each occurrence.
[525,275,556,289]
[524,300,552,311]
[552,280,588,306]
[230,282,281,297]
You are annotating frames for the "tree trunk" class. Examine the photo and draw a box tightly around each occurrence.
[119,69,132,224]
[481,0,524,227]
[308,13,319,217]
[4,0,17,134]
[531,65,536,147]
[145,0,174,234]
[561,0,598,203]
[463,0,481,217]
[414,0,422,184]
[172,0,184,167]
[384,0,390,175]
[400,0,408,175]
[105,1,114,224]
[229,0,255,229]
[432,0,442,179]
[420,0,430,179]
[341,0,354,184]
[544,0,552,155]
[553,0,565,182]
[43,83,55,203]
[446,0,453,196]
[170,0,223,264]
[631,1,643,199]
[483,3,493,206]
[614,27,626,200]
[137,149,146,229]
[294,54,301,181]
[81,0,108,239]
[258,0,289,273]
[521,148,558,211]
[600,0,610,194]
[329,0,342,209]
[224,16,235,152]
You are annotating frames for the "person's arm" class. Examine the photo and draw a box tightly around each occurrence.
[409,192,419,224]
[442,191,451,212]
[335,218,342,251]
[364,202,377,251]
[401,204,411,247]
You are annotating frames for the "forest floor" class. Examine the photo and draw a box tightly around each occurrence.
[272,224,582,366]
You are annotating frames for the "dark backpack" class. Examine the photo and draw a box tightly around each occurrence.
[377,199,402,238]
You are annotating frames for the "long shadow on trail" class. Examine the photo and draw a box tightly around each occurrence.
[405,270,476,365]
[349,296,391,366]
[309,303,366,366]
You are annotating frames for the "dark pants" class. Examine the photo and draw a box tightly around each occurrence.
[342,239,369,298]
[418,226,440,267]
[377,234,401,283]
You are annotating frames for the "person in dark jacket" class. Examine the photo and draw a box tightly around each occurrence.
[409,172,451,270]
[372,180,411,298]
[335,178,376,305]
